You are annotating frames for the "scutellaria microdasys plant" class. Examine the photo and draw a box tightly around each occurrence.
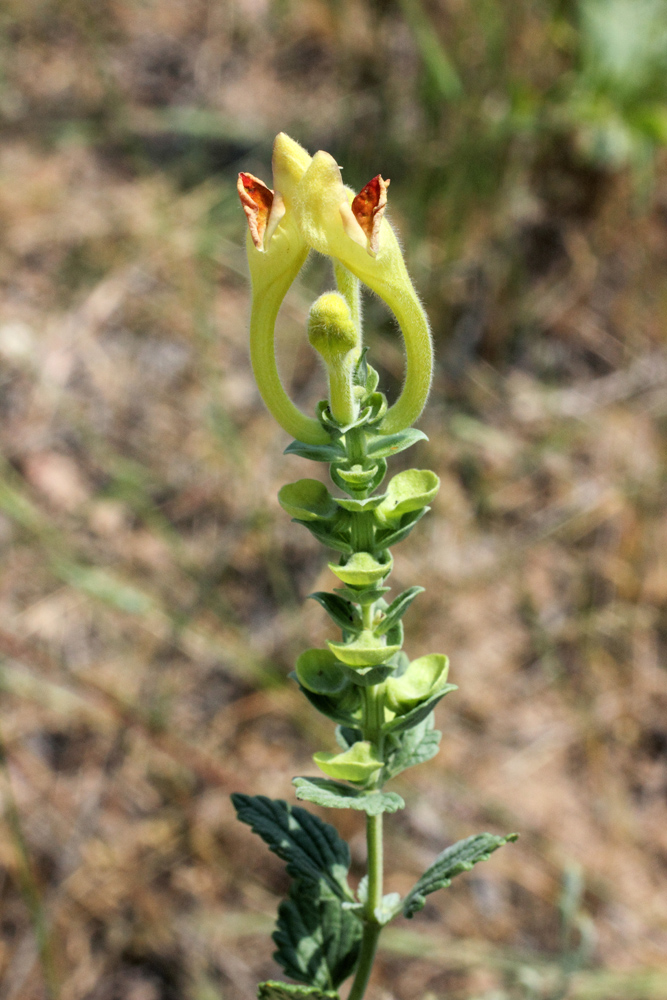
[232,134,517,1000]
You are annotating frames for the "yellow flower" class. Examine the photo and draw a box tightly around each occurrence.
[238,134,433,443]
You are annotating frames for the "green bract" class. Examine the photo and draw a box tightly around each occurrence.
[328,552,392,586]
[295,649,350,695]
[313,742,383,783]
[328,631,401,668]
[235,136,517,1000]
[385,654,451,711]
[279,480,339,521]
[375,470,440,524]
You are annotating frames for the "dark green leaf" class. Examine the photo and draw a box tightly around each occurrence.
[296,683,363,727]
[382,685,457,734]
[331,459,387,496]
[374,508,429,550]
[334,494,387,512]
[285,441,345,463]
[299,520,353,555]
[383,619,404,648]
[374,587,425,637]
[366,428,428,459]
[340,662,397,687]
[335,726,363,750]
[309,592,361,632]
[274,883,361,988]
[352,347,370,388]
[231,795,353,900]
[382,713,442,780]
[258,983,338,1000]
[293,777,405,816]
[334,585,390,604]
[403,832,519,918]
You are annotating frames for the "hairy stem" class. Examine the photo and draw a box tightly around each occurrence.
[347,811,383,1000]
[347,902,382,1000]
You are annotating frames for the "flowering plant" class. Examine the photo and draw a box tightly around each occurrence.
[232,134,516,1000]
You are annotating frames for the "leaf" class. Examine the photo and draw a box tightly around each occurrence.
[340,662,396,687]
[382,713,442,780]
[296,683,362,727]
[233,795,362,989]
[375,470,440,524]
[332,465,380,488]
[366,428,428,459]
[334,494,387,512]
[334,585,391,605]
[258,983,338,1000]
[295,649,351,696]
[382,685,457,735]
[313,742,383,783]
[327,632,401,668]
[284,441,345,463]
[374,586,424,636]
[231,794,353,901]
[374,892,402,925]
[374,507,429,550]
[331,459,387,495]
[301,520,353,555]
[293,777,405,816]
[403,832,519,918]
[309,592,361,632]
[274,882,361,988]
[279,480,339,521]
[328,552,392,587]
[335,725,363,750]
[385,654,450,711]
[383,619,404,648]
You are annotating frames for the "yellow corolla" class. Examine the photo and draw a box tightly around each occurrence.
[238,133,433,443]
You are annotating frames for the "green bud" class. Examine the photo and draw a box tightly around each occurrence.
[308,293,359,359]
[308,292,361,426]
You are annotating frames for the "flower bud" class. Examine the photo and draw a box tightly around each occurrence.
[308,292,361,426]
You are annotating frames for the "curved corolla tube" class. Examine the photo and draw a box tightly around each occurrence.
[292,151,433,435]
[246,225,330,446]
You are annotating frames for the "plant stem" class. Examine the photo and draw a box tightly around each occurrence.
[344,419,387,1000]
[349,682,386,1000]
[347,812,383,1000]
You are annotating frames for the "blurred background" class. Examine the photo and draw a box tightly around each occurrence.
[1,1,667,998]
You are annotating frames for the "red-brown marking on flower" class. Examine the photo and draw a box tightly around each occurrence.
[351,175,390,255]
[238,172,274,249]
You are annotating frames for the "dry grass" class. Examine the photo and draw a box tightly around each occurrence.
[0,2,667,998]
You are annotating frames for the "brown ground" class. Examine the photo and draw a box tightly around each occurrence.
[1,2,667,999]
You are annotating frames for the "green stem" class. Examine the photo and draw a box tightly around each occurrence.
[361,602,374,631]
[334,262,362,338]
[328,358,358,427]
[348,813,383,1000]
[343,419,387,1000]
